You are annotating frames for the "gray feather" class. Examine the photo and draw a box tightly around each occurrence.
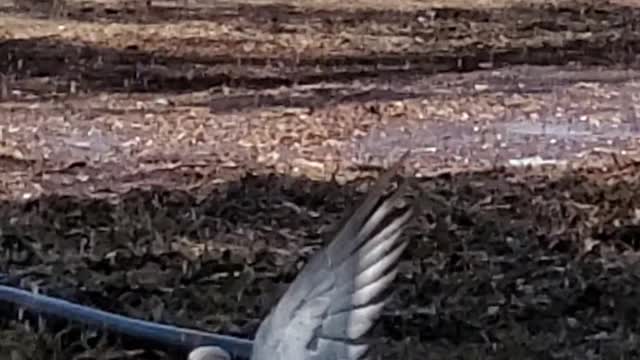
[251,152,414,360]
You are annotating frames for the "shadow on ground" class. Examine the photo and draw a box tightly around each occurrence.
[2,164,640,359]
[4,0,638,27]
[1,1,640,112]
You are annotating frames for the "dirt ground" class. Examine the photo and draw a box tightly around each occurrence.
[2,0,640,359]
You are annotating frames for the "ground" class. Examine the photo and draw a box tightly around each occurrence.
[1,0,640,359]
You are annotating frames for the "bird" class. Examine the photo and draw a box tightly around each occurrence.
[0,151,414,360]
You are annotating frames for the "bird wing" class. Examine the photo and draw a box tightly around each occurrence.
[251,152,413,360]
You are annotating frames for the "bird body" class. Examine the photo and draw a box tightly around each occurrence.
[0,152,414,360]
[188,347,232,360]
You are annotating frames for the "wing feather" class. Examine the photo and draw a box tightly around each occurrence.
[251,152,414,360]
